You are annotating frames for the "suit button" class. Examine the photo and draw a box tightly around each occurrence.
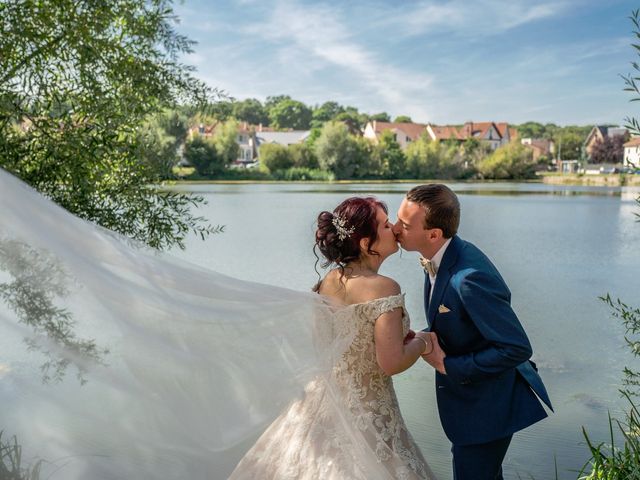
[460,379,471,385]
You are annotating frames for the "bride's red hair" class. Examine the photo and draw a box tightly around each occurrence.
[313,197,387,289]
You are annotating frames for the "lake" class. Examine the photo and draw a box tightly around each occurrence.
[167,181,640,480]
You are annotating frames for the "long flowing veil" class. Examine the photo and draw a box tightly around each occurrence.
[0,168,347,479]
[0,168,428,480]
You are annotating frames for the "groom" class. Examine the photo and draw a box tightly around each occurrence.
[393,184,552,480]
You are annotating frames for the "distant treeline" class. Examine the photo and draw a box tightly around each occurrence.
[140,97,613,181]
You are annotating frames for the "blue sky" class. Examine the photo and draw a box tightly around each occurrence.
[175,0,639,126]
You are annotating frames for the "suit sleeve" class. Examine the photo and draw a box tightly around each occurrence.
[443,269,532,383]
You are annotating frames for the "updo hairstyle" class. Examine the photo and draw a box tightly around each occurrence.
[313,197,388,279]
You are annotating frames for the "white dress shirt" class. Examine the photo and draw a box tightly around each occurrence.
[428,238,452,302]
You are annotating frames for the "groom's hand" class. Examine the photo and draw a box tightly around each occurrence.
[422,332,447,375]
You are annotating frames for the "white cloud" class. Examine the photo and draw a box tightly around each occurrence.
[389,0,568,36]
[241,0,434,120]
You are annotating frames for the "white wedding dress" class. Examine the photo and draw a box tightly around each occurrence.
[0,168,435,479]
[230,294,435,479]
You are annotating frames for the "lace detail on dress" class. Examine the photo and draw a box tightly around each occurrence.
[230,294,436,480]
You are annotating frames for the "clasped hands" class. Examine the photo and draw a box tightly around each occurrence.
[404,329,447,375]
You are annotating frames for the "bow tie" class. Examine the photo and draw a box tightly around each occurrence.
[419,257,437,277]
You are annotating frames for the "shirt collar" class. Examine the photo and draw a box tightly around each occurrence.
[430,238,452,274]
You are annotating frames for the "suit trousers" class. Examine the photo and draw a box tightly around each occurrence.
[451,435,513,480]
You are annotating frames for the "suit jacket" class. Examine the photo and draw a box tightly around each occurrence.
[423,235,552,446]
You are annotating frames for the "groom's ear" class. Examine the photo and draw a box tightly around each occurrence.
[427,228,444,241]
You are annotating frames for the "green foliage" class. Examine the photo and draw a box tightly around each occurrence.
[271,167,334,181]
[259,143,294,172]
[207,100,234,121]
[477,142,536,179]
[184,134,224,176]
[268,98,312,130]
[311,101,345,128]
[579,398,640,480]
[0,431,42,480]
[370,112,391,122]
[213,119,240,165]
[516,121,548,139]
[557,131,584,161]
[335,108,370,131]
[289,143,319,169]
[394,115,413,123]
[232,98,269,126]
[374,130,406,179]
[0,0,217,251]
[405,137,467,179]
[136,109,190,179]
[315,122,368,179]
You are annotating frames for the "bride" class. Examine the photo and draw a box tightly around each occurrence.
[0,169,435,479]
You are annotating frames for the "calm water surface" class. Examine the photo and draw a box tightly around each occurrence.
[169,181,640,480]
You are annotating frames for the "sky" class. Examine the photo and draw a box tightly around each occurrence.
[174,0,640,126]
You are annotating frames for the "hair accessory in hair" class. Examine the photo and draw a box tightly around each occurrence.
[331,214,355,241]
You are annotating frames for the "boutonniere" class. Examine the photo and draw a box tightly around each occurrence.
[438,304,451,314]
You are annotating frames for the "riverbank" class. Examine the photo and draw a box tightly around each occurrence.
[541,173,640,186]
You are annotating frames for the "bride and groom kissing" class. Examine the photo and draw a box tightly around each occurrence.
[231,183,553,480]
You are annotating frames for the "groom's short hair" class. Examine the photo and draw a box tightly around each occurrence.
[406,184,460,238]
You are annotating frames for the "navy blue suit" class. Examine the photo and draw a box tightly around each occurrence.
[424,236,552,478]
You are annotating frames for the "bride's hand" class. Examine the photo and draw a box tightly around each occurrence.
[403,329,416,345]
[414,331,433,355]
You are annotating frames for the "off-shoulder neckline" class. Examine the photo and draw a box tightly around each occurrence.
[324,292,405,310]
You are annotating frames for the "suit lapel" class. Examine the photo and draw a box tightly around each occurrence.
[428,236,462,329]
[423,273,431,329]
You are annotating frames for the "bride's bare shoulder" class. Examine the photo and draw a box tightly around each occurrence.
[317,270,399,305]
[356,274,400,303]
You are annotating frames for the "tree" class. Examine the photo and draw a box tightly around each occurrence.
[393,115,413,123]
[213,119,240,166]
[289,143,319,169]
[477,142,536,179]
[232,98,269,126]
[516,122,546,139]
[207,100,234,121]
[555,130,585,160]
[264,95,292,110]
[405,136,466,179]
[370,112,391,122]
[184,134,223,176]
[315,122,365,179]
[137,108,190,179]
[0,0,217,251]
[373,130,406,178]
[590,135,626,164]
[311,101,345,128]
[259,144,294,172]
[268,99,312,130]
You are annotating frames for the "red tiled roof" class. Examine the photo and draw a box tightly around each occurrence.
[429,125,464,140]
[624,137,640,147]
[373,121,427,141]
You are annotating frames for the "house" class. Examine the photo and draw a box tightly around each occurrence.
[363,121,427,150]
[583,125,629,160]
[425,122,517,149]
[623,137,640,167]
[187,122,305,166]
[521,138,555,162]
[255,130,311,148]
